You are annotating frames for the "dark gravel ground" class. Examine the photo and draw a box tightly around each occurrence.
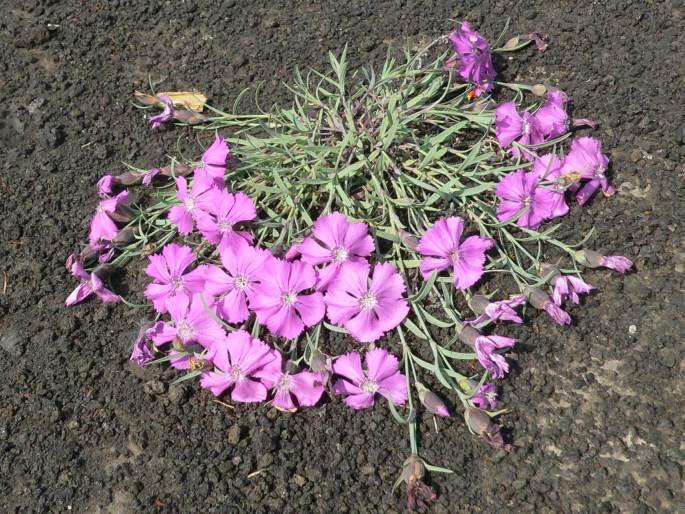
[1,0,684,512]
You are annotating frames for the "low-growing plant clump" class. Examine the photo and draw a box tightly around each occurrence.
[65,21,632,510]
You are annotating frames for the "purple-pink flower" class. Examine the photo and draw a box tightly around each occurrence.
[551,274,594,306]
[168,171,215,235]
[89,190,130,248]
[97,175,117,198]
[129,322,156,367]
[195,135,230,186]
[459,326,517,379]
[143,243,206,313]
[332,348,408,409]
[199,330,278,403]
[535,90,569,139]
[258,352,325,411]
[575,249,633,273]
[149,95,174,129]
[296,211,374,290]
[65,262,120,306]
[495,101,543,160]
[324,261,409,343]
[250,258,325,339]
[495,169,565,229]
[467,294,527,325]
[418,216,494,289]
[449,21,496,96]
[526,287,571,325]
[471,383,498,410]
[202,244,272,323]
[196,189,256,251]
[561,137,615,205]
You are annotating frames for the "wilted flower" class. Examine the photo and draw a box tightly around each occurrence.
[495,169,565,229]
[148,95,174,129]
[526,286,571,325]
[199,330,278,402]
[89,190,130,248]
[129,321,156,367]
[418,216,494,289]
[534,90,569,139]
[140,167,161,187]
[143,243,207,313]
[168,171,216,235]
[540,263,594,305]
[196,189,256,251]
[65,262,120,306]
[467,294,526,325]
[250,258,325,339]
[258,352,325,411]
[464,407,511,450]
[401,454,437,512]
[202,244,272,323]
[416,382,450,417]
[324,261,409,343]
[574,249,633,273]
[471,382,498,410]
[448,21,496,96]
[560,137,615,204]
[495,101,543,160]
[332,348,408,409]
[296,211,374,290]
[195,135,230,186]
[459,326,517,379]
[97,175,118,198]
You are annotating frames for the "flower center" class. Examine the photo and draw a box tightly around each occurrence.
[361,379,379,394]
[217,219,233,233]
[230,365,245,380]
[170,275,183,290]
[332,246,349,262]
[450,249,461,263]
[522,120,531,135]
[596,164,606,176]
[185,198,195,210]
[277,374,293,392]
[189,357,207,371]
[281,291,298,306]
[234,275,249,291]
[523,195,532,207]
[177,320,194,341]
[359,292,377,310]
[485,390,497,401]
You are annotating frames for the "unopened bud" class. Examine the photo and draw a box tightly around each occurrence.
[538,262,560,282]
[159,163,193,177]
[416,383,450,417]
[309,349,331,373]
[107,204,135,224]
[502,35,520,50]
[173,110,207,124]
[467,295,490,316]
[458,377,480,395]
[464,407,511,451]
[399,229,419,252]
[112,226,137,248]
[531,84,547,97]
[118,171,144,186]
[92,263,115,280]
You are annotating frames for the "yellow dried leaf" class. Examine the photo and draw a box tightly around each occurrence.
[157,91,207,112]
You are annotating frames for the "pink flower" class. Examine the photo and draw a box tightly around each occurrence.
[332,348,408,409]
[148,294,226,350]
[129,322,156,367]
[149,95,174,129]
[471,383,498,410]
[459,326,517,379]
[97,175,118,198]
[141,167,161,187]
[449,21,496,96]
[561,137,615,205]
[467,294,527,325]
[296,211,374,290]
[531,154,569,219]
[65,262,120,306]
[495,169,564,229]
[143,243,206,313]
[418,216,494,289]
[202,244,272,323]
[575,249,633,273]
[250,258,325,339]
[195,135,230,186]
[89,190,130,247]
[551,274,594,306]
[495,101,543,160]
[416,383,450,417]
[258,352,325,411]
[324,261,409,343]
[196,189,256,251]
[168,171,215,235]
[199,330,278,403]
[526,287,571,325]
[534,90,569,139]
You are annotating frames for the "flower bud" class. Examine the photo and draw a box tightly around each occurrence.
[401,454,437,512]
[118,171,144,186]
[92,263,115,280]
[531,84,547,97]
[415,382,450,417]
[112,226,137,248]
[309,349,331,373]
[458,377,480,395]
[575,249,633,273]
[464,407,511,451]
[467,295,490,316]
[159,163,193,177]
[502,35,520,50]
[107,204,135,224]
[538,262,560,281]
[399,229,419,252]
[525,286,550,310]
[573,249,604,268]
[173,110,207,124]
